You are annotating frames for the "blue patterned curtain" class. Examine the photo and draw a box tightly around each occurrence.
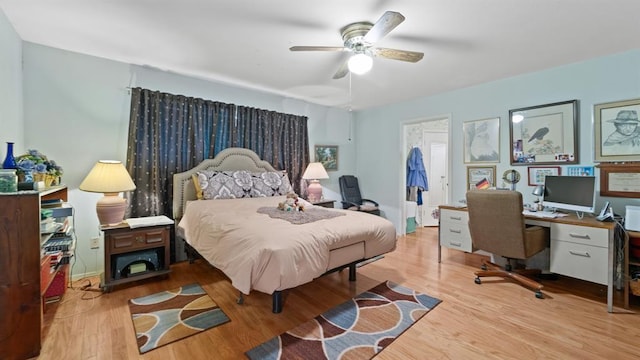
[126,88,309,219]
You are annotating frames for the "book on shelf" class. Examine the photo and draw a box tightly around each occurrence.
[40,220,58,233]
[43,237,74,252]
[41,198,64,208]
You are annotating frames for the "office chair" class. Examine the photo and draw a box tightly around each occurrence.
[338,175,380,216]
[466,190,549,298]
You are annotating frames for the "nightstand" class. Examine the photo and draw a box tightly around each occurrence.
[101,221,172,292]
[310,199,335,208]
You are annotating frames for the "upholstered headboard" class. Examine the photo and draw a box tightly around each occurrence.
[172,147,279,220]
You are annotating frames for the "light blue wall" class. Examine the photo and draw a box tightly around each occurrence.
[357,50,640,229]
[0,9,23,152]
[4,6,640,277]
[18,42,355,279]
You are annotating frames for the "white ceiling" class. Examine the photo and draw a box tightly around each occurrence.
[2,0,640,111]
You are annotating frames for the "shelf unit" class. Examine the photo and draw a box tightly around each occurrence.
[0,185,70,360]
[627,231,640,305]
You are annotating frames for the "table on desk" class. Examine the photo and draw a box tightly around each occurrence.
[438,205,618,313]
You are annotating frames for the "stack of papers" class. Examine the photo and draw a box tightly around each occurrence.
[522,210,560,218]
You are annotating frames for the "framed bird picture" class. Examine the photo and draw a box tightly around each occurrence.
[509,100,579,165]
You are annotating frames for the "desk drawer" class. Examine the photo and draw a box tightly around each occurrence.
[550,240,608,285]
[440,209,468,224]
[550,223,608,248]
[439,223,472,252]
[439,209,472,252]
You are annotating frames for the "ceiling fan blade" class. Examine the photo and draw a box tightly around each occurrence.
[289,46,346,52]
[363,11,405,44]
[332,60,349,79]
[374,47,424,62]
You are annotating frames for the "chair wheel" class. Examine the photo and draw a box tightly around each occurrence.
[481,264,487,271]
[535,291,544,299]
[474,277,482,284]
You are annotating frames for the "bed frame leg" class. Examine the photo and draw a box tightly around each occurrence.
[237,292,244,305]
[272,291,283,313]
[349,264,356,281]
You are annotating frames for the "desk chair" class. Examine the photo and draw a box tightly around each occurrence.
[466,190,549,298]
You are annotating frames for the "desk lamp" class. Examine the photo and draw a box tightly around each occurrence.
[80,160,136,226]
[532,185,545,211]
[302,162,329,202]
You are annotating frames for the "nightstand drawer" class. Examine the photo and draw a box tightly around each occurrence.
[108,228,168,252]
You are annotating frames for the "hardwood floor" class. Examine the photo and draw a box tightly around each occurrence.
[40,227,640,359]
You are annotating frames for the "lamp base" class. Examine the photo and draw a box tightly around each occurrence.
[96,193,127,226]
[307,180,323,203]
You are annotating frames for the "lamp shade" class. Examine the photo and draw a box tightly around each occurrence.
[302,162,329,180]
[532,185,545,197]
[80,160,136,193]
[80,160,136,226]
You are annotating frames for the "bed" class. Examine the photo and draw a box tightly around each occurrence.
[173,147,397,313]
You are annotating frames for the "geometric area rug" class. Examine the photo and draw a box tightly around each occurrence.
[245,280,442,360]
[128,283,230,354]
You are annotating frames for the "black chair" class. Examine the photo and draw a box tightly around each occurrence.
[338,175,380,216]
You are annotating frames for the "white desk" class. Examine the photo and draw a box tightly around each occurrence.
[438,205,618,313]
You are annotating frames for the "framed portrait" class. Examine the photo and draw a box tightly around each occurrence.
[594,98,640,162]
[467,165,496,190]
[463,117,500,163]
[314,145,338,171]
[527,166,560,186]
[597,163,640,198]
[509,100,578,165]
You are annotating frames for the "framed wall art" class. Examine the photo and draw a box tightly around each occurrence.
[467,165,496,190]
[314,145,338,171]
[463,117,500,163]
[527,166,560,186]
[597,163,640,198]
[566,166,594,176]
[594,98,640,162]
[509,100,578,165]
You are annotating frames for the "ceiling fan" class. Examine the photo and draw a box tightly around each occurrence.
[289,11,424,79]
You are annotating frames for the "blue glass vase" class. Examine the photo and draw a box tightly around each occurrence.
[2,142,17,169]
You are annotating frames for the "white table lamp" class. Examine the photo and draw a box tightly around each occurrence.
[302,162,329,202]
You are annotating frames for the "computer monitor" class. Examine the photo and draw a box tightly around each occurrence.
[542,175,596,214]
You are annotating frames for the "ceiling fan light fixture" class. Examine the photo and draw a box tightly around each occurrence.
[348,53,373,75]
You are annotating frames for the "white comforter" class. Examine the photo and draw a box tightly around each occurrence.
[177,196,397,295]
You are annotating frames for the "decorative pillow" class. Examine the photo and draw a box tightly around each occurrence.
[195,170,253,200]
[250,171,293,197]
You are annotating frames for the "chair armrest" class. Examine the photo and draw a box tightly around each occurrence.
[341,201,361,210]
[361,198,379,207]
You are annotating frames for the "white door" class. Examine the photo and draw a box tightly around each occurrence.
[421,133,448,226]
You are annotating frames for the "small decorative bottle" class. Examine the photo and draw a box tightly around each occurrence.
[2,142,17,169]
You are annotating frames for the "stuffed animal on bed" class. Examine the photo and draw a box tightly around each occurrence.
[278,192,305,212]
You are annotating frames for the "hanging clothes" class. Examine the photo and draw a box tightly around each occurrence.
[406,147,429,192]
[406,146,429,225]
